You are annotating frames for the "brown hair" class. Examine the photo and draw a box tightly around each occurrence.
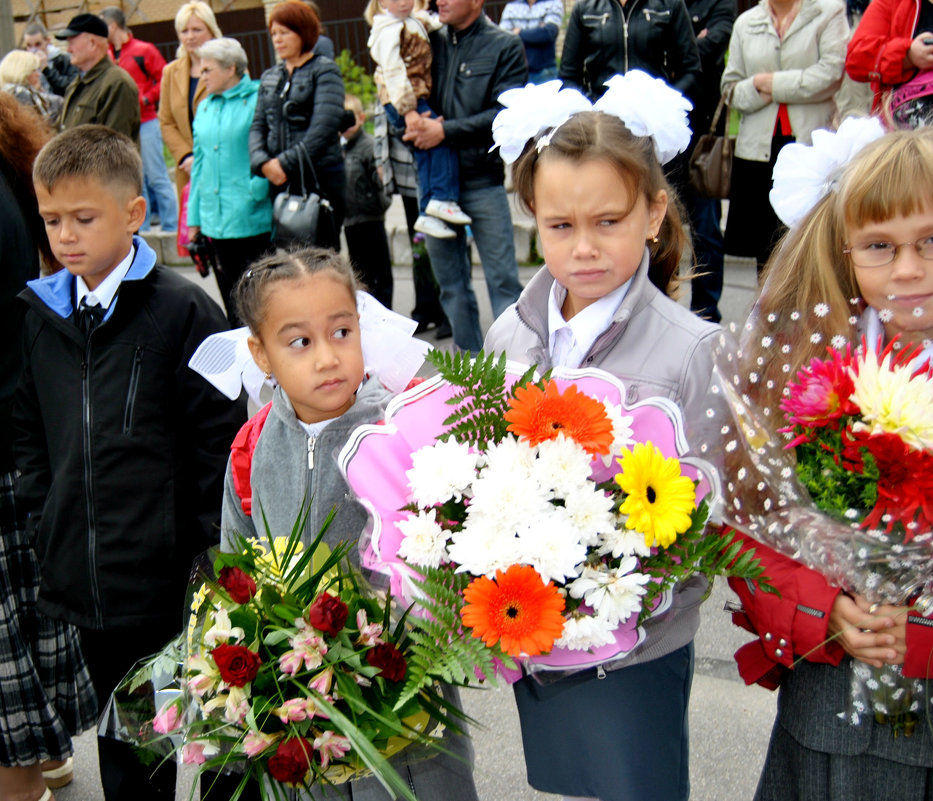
[269,1,320,54]
[512,111,689,297]
[33,124,143,198]
[234,245,359,334]
[0,93,55,269]
[746,127,933,407]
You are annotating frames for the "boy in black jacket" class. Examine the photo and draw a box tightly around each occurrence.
[341,93,393,308]
[14,125,247,801]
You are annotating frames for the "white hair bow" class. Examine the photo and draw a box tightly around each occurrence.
[769,116,886,228]
[491,71,693,166]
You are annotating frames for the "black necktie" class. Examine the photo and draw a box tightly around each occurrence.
[78,298,104,339]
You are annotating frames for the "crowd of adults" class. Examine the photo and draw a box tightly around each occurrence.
[3,0,914,341]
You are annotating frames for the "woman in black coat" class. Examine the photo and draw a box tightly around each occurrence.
[249,0,346,249]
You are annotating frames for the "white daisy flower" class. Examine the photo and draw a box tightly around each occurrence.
[406,437,480,506]
[554,614,617,651]
[397,509,450,568]
[567,558,650,625]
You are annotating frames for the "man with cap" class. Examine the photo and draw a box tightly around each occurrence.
[57,13,140,141]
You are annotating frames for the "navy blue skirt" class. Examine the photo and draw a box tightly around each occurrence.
[512,644,694,801]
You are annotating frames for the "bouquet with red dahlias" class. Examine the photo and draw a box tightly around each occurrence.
[709,316,933,737]
[102,511,459,801]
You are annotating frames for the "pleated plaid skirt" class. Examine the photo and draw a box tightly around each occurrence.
[0,473,98,766]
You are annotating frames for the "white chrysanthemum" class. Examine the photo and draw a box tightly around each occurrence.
[597,526,653,558]
[466,467,549,532]
[482,436,538,476]
[849,351,933,451]
[567,558,650,625]
[600,401,635,467]
[397,509,449,568]
[406,437,480,506]
[554,614,617,651]
[563,485,617,546]
[447,522,523,577]
[515,508,588,584]
[532,435,594,497]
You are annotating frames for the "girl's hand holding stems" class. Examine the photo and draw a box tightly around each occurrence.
[828,594,907,669]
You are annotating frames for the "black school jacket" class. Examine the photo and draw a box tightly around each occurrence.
[14,236,246,630]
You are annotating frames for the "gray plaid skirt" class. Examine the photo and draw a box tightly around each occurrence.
[0,473,98,766]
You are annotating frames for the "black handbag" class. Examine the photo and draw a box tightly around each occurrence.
[688,90,735,199]
[272,143,337,247]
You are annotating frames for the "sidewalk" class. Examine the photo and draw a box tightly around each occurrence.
[61,211,777,800]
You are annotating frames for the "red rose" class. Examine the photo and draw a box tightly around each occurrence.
[267,737,313,785]
[218,566,257,604]
[365,642,407,682]
[307,593,348,636]
[211,643,262,687]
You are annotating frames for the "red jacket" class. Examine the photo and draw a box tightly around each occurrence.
[846,0,920,111]
[728,529,933,688]
[109,33,164,123]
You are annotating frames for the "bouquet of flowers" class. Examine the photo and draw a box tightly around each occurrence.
[102,512,458,801]
[339,351,769,689]
[705,306,933,737]
[777,335,933,734]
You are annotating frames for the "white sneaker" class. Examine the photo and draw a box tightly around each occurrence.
[425,199,472,225]
[414,214,456,239]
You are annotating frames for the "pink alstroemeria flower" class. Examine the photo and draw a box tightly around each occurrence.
[274,696,325,725]
[152,700,181,734]
[308,667,334,696]
[313,730,351,769]
[182,740,218,765]
[356,609,384,646]
[279,631,328,676]
[242,729,282,758]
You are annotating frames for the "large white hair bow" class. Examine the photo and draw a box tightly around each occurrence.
[769,116,886,228]
[491,71,693,166]
[492,80,592,164]
[188,292,430,405]
[594,72,693,165]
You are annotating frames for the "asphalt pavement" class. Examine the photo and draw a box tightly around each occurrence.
[54,197,777,801]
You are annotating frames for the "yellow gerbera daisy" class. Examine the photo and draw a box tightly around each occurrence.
[615,443,696,549]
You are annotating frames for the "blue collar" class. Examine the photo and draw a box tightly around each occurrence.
[26,234,158,319]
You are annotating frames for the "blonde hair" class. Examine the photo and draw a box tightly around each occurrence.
[0,50,40,85]
[746,127,933,406]
[174,1,222,51]
[364,0,427,25]
[512,110,689,298]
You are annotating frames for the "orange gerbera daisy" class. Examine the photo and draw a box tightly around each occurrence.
[460,564,566,657]
[504,380,614,456]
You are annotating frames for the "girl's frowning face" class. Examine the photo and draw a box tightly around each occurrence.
[847,203,933,345]
[533,157,667,320]
[247,272,364,424]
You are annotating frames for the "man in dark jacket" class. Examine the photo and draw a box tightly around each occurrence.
[405,0,527,352]
[56,13,140,142]
[23,21,79,96]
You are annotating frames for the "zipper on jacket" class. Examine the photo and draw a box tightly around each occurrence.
[122,346,144,435]
[82,349,105,627]
[307,435,317,470]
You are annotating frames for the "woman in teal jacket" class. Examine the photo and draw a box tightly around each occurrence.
[188,37,272,324]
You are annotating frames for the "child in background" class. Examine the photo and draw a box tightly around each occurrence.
[365,0,471,240]
[220,246,480,801]
[14,125,246,801]
[484,80,722,801]
[341,93,393,309]
[729,126,933,800]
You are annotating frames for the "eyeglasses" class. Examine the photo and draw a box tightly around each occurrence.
[844,235,933,268]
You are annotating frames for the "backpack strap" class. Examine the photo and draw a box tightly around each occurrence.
[229,401,273,516]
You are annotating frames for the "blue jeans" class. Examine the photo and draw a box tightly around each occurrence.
[424,184,523,352]
[139,119,178,232]
[528,66,558,85]
[385,101,459,214]
[686,192,725,323]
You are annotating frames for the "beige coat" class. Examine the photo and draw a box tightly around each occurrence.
[158,52,208,198]
[722,0,849,162]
